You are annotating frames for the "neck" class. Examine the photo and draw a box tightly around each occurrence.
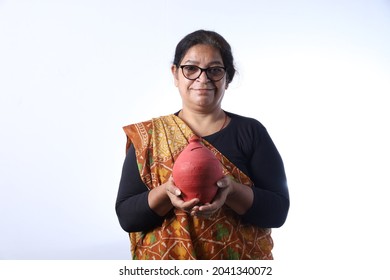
[179,109,228,137]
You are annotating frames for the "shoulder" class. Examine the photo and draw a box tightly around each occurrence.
[226,111,267,132]
[123,120,152,136]
[223,111,273,148]
[123,114,173,132]
[122,113,179,139]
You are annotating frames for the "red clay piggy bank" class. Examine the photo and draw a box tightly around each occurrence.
[172,136,223,204]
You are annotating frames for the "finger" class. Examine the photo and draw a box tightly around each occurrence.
[166,184,181,196]
[216,176,230,188]
[181,198,200,209]
[191,205,200,211]
[173,187,181,196]
[170,196,198,213]
[198,204,216,213]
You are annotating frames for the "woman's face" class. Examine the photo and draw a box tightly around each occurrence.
[172,44,228,113]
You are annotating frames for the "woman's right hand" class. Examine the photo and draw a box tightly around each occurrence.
[164,176,200,212]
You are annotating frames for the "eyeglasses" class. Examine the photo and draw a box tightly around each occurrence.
[180,65,226,82]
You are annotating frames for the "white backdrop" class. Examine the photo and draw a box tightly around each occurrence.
[1,0,390,275]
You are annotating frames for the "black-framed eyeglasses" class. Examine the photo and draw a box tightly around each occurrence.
[180,65,226,82]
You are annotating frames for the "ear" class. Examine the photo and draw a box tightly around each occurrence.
[171,65,179,87]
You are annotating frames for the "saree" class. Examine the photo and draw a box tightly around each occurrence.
[123,114,273,260]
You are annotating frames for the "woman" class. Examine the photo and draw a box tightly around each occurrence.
[116,29,289,260]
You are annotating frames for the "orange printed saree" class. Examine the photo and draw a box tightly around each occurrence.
[123,114,273,260]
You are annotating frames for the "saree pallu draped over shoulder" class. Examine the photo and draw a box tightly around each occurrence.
[123,114,273,260]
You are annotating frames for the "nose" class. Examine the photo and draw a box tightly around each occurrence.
[196,69,210,82]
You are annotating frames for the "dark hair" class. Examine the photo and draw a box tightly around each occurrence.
[173,30,236,84]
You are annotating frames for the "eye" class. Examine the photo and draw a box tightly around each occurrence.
[207,67,225,77]
[183,65,199,74]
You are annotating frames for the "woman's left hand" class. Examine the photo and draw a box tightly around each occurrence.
[190,176,235,218]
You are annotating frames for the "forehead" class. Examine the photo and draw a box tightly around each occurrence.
[181,44,223,64]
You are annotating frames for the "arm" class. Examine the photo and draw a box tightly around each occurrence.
[242,128,290,228]
[115,144,165,232]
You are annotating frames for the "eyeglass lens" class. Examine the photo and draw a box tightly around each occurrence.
[181,65,225,81]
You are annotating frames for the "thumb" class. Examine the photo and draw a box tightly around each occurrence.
[216,176,229,188]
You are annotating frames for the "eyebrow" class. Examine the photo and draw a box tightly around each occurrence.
[182,60,224,66]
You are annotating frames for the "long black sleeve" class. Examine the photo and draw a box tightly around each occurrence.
[242,124,289,227]
[115,144,164,232]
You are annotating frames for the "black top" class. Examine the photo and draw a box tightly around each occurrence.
[116,111,290,232]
